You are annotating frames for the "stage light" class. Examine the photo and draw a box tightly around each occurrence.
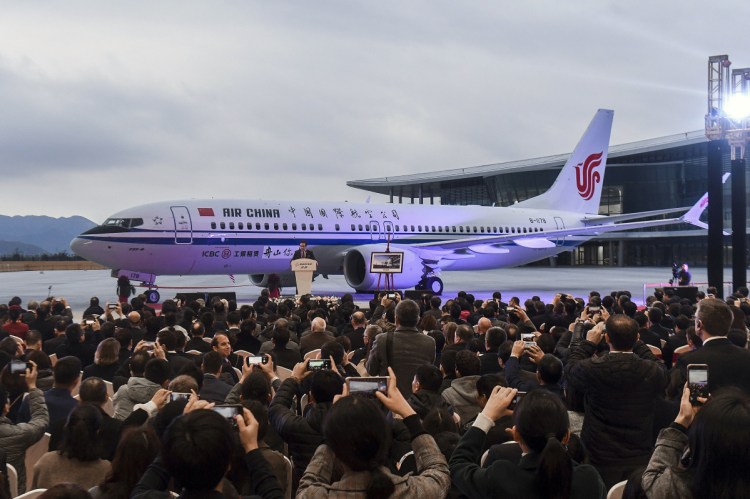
[724,94,750,121]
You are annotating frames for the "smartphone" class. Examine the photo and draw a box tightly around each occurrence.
[212,404,243,427]
[245,355,268,366]
[347,376,388,398]
[687,364,709,406]
[84,319,96,325]
[8,360,31,374]
[508,391,527,410]
[308,359,331,371]
[9,360,31,375]
[521,333,535,348]
[387,293,397,299]
[588,306,600,313]
[108,304,118,310]
[169,392,191,402]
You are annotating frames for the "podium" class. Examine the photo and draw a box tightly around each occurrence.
[291,258,317,296]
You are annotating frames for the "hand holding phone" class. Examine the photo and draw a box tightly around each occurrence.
[687,364,709,406]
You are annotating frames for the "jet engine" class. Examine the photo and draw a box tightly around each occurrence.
[343,245,424,292]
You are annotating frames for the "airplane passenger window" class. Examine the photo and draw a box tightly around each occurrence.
[523,227,527,233]
[335,224,340,231]
[511,227,515,233]
[229,222,234,230]
[351,224,355,231]
[431,226,436,232]
[302,223,307,230]
[220,222,226,229]
[473,227,477,233]
[505,227,509,233]
[309,225,314,231]
[318,224,322,230]
[358,224,363,231]
[211,222,216,229]
[452,227,456,232]
[256,223,261,230]
[283,223,288,230]
[418,225,422,232]
[274,223,279,230]
[459,227,464,233]
[238,222,244,230]
[395,225,400,231]
[264,223,269,230]
[480,227,485,233]
[410,225,415,231]
[292,223,297,230]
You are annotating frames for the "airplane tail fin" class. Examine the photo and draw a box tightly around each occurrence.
[517,109,614,214]
[680,172,731,232]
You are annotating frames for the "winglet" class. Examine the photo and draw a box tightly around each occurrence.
[681,173,730,234]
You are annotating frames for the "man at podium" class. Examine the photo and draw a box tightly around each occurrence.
[292,240,316,261]
[291,240,316,295]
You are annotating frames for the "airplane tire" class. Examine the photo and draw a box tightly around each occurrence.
[146,290,160,304]
[427,277,443,295]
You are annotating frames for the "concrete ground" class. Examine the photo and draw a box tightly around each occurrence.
[0,265,721,320]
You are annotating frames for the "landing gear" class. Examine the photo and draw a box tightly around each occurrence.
[145,289,160,304]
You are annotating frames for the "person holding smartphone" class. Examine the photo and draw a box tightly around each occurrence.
[643,386,750,498]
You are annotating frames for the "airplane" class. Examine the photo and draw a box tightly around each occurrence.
[70,109,712,302]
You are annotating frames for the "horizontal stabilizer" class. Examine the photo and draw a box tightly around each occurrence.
[467,244,511,254]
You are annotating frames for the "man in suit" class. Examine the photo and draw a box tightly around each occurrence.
[200,351,234,403]
[674,297,750,394]
[291,240,315,261]
[300,318,334,356]
[345,311,367,350]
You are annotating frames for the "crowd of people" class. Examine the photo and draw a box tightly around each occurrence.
[0,283,750,498]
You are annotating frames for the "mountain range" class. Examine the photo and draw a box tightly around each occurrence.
[0,215,97,255]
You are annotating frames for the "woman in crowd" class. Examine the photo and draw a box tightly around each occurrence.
[642,386,750,499]
[90,427,160,499]
[83,338,121,382]
[296,368,450,498]
[450,387,606,498]
[32,405,111,490]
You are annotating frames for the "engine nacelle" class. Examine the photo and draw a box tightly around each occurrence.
[248,272,298,288]
[343,245,424,292]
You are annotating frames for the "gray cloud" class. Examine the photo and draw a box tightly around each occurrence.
[0,1,748,221]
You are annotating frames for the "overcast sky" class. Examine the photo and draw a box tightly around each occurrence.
[1,1,748,222]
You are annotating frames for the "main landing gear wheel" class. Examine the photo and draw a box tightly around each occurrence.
[426,277,443,295]
[145,289,160,304]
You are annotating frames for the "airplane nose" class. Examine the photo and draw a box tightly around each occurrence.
[70,236,92,259]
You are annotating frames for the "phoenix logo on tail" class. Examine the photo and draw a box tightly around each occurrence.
[575,152,603,200]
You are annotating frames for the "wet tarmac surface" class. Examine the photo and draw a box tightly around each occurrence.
[0,266,715,319]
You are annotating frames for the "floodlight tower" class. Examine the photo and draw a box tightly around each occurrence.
[705,55,730,297]
[705,55,750,296]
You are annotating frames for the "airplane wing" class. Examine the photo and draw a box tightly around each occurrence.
[412,182,723,252]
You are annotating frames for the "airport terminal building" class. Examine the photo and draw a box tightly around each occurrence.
[348,130,740,267]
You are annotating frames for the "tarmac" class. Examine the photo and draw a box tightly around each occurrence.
[0,266,717,320]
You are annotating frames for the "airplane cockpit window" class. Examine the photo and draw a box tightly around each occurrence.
[103,218,144,228]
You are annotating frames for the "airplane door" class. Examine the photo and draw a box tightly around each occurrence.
[554,217,565,247]
[369,221,381,240]
[170,206,193,244]
[383,221,394,241]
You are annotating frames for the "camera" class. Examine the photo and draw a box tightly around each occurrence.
[308,359,331,371]
[9,360,32,375]
[212,405,243,428]
[245,355,269,366]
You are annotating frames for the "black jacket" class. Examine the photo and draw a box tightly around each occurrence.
[269,378,331,485]
[675,337,750,394]
[565,340,666,467]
